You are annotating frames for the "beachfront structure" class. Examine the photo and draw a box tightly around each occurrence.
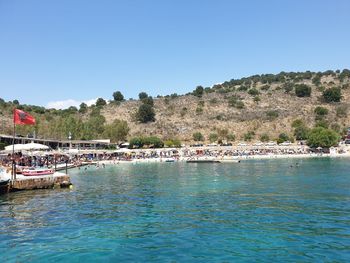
[0,134,114,150]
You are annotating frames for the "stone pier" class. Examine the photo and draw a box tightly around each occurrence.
[0,172,72,195]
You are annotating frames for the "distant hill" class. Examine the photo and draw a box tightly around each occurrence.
[1,69,350,145]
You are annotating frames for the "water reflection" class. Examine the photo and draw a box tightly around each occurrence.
[0,159,350,262]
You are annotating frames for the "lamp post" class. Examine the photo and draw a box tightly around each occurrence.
[68,131,72,149]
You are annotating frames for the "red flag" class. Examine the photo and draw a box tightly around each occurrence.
[13,109,36,125]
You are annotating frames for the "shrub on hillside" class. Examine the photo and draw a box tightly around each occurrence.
[238,85,248,91]
[164,138,181,148]
[295,84,311,97]
[180,107,187,117]
[248,88,260,96]
[228,95,244,109]
[253,96,261,103]
[193,132,204,141]
[260,133,270,142]
[291,119,304,128]
[209,98,218,104]
[336,105,348,118]
[322,87,342,103]
[312,75,321,86]
[142,96,154,106]
[260,85,270,91]
[196,106,203,114]
[209,133,218,143]
[235,101,245,109]
[243,131,255,141]
[266,110,279,120]
[315,120,329,129]
[314,106,328,116]
[170,93,178,99]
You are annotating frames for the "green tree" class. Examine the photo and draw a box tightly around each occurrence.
[164,138,181,148]
[142,96,154,106]
[103,119,129,142]
[193,132,204,141]
[67,106,78,113]
[143,136,164,148]
[315,120,329,129]
[307,127,340,148]
[322,87,342,102]
[129,137,143,148]
[137,104,155,123]
[129,136,164,148]
[113,91,124,102]
[139,92,148,100]
[294,126,309,140]
[79,103,88,114]
[0,142,6,150]
[96,98,107,107]
[83,114,106,139]
[193,86,204,97]
[295,84,311,97]
[292,119,304,128]
[277,133,290,144]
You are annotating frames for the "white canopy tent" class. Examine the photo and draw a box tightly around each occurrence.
[4,143,50,152]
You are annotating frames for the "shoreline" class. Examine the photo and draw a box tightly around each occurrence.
[96,152,350,165]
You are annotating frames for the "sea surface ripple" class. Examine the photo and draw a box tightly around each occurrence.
[1,158,350,262]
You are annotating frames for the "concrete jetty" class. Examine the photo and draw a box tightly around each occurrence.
[0,172,72,195]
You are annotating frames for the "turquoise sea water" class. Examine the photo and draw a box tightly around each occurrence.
[1,158,350,262]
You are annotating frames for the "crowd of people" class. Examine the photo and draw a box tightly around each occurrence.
[0,145,342,171]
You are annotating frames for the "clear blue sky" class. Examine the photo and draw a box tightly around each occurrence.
[0,0,349,108]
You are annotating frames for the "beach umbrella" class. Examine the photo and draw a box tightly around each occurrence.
[68,149,79,154]
[114,148,132,153]
[4,143,50,152]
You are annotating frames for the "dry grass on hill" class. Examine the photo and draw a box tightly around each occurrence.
[101,75,350,143]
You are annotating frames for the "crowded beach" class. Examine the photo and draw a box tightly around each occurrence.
[1,143,349,171]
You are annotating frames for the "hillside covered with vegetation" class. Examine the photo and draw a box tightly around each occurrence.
[1,69,350,148]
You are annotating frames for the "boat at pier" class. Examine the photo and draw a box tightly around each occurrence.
[22,168,55,176]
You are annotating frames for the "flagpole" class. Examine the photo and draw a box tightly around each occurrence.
[12,108,16,183]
